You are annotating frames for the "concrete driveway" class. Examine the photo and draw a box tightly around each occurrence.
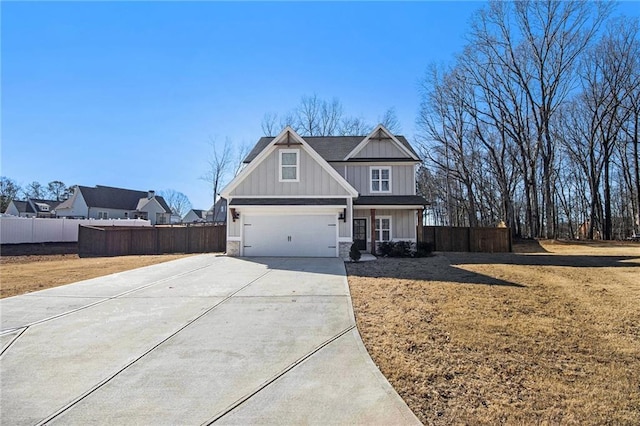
[0,255,420,425]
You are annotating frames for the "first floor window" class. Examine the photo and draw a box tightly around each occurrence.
[375,217,391,241]
[98,211,109,219]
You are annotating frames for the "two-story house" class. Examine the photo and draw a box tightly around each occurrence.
[56,185,172,225]
[220,124,427,257]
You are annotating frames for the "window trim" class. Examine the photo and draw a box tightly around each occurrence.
[279,149,300,182]
[370,166,391,193]
[375,216,392,242]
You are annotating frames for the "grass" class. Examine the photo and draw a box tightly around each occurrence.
[0,253,194,298]
[346,240,640,425]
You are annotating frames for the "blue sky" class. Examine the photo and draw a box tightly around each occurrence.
[2,1,636,210]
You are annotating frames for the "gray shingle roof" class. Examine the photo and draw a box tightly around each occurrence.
[30,198,63,213]
[244,135,419,163]
[65,185,171,212]
[354,195,429,206]
[229,198,347,206]
[10,200,29,213]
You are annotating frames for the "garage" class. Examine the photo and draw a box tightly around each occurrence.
[243,214,337,257]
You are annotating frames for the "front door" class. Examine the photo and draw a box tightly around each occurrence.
[353,219,367,251]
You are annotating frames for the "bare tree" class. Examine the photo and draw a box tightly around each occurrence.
[418,64,480,227]
[201,137,233,206]
[24,181,46,199]
[47,180,68,201]
[261,112,279,137]
[339,116,371,136]
[469,0,612,238]
[158,189,192,217]
[379,107,401,134]
[233,143,251,177]
[318,97,343,136]
[261,95,376,137]
[0,176,21,212]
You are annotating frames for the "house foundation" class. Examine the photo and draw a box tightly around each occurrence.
[339,242,352,259]
[226,240,240,256]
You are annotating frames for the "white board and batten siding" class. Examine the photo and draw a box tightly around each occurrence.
[333,164,416,196]
[0,217,151,244]
[352,139,408,159]
[353,209,417,240]
[231,148,351,197]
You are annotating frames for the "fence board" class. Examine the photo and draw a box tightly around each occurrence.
[78,224,226,257]
[421,226,511,252]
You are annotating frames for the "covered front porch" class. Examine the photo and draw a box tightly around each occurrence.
[352,196,427,255]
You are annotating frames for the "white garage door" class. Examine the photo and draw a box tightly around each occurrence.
[243,214,337,257]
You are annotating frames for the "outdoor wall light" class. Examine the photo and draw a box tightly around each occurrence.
[231,208,240,222]
[339,208,347,222]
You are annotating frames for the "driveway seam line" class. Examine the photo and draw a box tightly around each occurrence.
[0,326,28,357]
[1,263,215,333]
[35,268,274,426]
[203,324,357,425]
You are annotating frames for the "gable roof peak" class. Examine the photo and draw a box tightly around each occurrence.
[344,123,419,161]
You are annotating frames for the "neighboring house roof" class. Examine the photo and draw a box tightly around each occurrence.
[210,199,227,222]
[191,209,206,218]
[58,185,171,212]
[8,199,62,214]
[229,198,348,206]
[9,200,29,214]
[30,198,63,213]
[244,132,419,163]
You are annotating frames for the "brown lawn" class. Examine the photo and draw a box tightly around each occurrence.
[347,240,640,425]
[0,254,194,298]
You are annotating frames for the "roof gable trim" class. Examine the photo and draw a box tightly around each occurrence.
[343,124,419,161]
[221,127,358,198]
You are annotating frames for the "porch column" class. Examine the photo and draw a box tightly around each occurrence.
[370,209,376,255]
[417,208,424,242]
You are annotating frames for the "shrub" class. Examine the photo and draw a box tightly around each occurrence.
[349,242,361,262]
[377,241,414,258]
[414,241,434,258]
[378,241,393,257]
[390,241,412,257]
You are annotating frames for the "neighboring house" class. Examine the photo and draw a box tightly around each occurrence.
[206,198,227,225]
[220,124,428,258]
[4,198,62,218]
[183,209,207,223]
[56,185,171,225]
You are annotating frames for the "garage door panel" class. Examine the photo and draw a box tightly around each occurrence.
[243,215,336,257]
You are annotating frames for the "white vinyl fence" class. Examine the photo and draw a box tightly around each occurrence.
[0,216,151,244]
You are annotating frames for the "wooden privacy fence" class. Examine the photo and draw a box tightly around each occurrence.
[420,226,511,252]
[78,225,226,257]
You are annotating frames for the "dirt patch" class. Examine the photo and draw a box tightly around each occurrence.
[1,242,78,256]
[0,254,195,298]
[347,240,640,425]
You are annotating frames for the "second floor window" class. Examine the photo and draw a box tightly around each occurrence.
[371,167,391,192]
[98,211,109,219]
[280,149,299,182]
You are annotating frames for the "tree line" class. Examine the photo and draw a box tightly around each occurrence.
[417,1,639,240]
[0,177,69,211]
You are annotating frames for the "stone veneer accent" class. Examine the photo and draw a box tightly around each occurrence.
[226,240,240,256]
[339,242,352,259]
